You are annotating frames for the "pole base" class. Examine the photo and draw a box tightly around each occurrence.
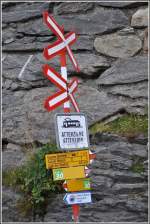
[72,204,80,222]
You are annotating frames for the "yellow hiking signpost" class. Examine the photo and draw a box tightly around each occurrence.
[63,178,91,192]
[52,166,90,181]
[45,150,90,169]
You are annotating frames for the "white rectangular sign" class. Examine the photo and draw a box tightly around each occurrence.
[63,191,92,205]
[55,113,89,150]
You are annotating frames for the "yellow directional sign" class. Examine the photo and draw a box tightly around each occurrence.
[52,166,86,181]
[63,178,91,192]
[45,150,89,169]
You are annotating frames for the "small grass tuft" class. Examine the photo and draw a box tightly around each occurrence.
[90,114,148,137]
[130,162,145,174]
[130,156,145,174]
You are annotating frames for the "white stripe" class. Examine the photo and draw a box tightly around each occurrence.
[18,55,33,79]
[61,66,70,109]
[66,33,75,44]
[64,100,70,108]
[47,16,65,41]
[68,80,77,94]
[61,67,67,80]
[2,56,6,61]
[48,33,75,56]
[48,41,66,55]
[90,159,94,164]
[47,69,67,90]
[69,93,79,112]
[85,167,91,176]
[49,91,67,107]
[47,16,77,69]
[66,45,77,68]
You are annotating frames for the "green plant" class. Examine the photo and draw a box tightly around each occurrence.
[130,161,145,174]
[3,143,63,217]
[130,156,145,174]
[90,114,148,137]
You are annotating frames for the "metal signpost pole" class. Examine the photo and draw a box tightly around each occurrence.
[60,53,70,113]
[42,12,96,223]
[60,52,80,222]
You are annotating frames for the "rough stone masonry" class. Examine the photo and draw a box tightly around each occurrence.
[2,1,148,222]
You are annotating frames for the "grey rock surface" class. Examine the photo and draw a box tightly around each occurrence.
[67,53,110,76]
[2,27,16,44]
[104,82,148,99]
[2,52,110,85]
[94,31,142,58]
[54,2,94,15]
[3,80,147,145]
[2,143,26,170]
[131,8,148,28]
[2,2,49,23]
[2,187,31,222]
[2,35,94,52]
[97,56,148,114]
[98,56,148,85]
[143,28,148,53]
[17,7,129,35]
[2,2,148,223]
[97,1,148,8]
[2,87,56,144]
[2,85,124,144]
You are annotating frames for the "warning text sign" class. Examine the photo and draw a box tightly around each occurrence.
[55,113,89,150]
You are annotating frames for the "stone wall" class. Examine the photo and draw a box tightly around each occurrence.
[2,1,148,222]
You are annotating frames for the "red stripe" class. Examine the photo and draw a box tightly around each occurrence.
[60,53,66,67]
[72,205,80,222]
[64,108,70,113]
[42,64,67,91]
[63,183,67,189]
[43,11,64,39]
[89,154,96,160]
[44,90,69,111]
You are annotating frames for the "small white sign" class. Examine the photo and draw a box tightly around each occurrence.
[55,113,89,150]
[63,191,92,205]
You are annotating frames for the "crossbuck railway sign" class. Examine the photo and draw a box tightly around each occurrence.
[43,65,79,112]
[43,12,79,72]
[55,113,89,150]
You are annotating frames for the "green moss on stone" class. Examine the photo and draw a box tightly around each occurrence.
[130,162,145,174]
[90,114,148,137]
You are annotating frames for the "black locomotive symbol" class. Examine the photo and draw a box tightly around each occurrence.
[62,118,81,128]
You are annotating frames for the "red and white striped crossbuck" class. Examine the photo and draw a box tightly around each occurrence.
[43,12,80,72]
[43,64,79,112]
